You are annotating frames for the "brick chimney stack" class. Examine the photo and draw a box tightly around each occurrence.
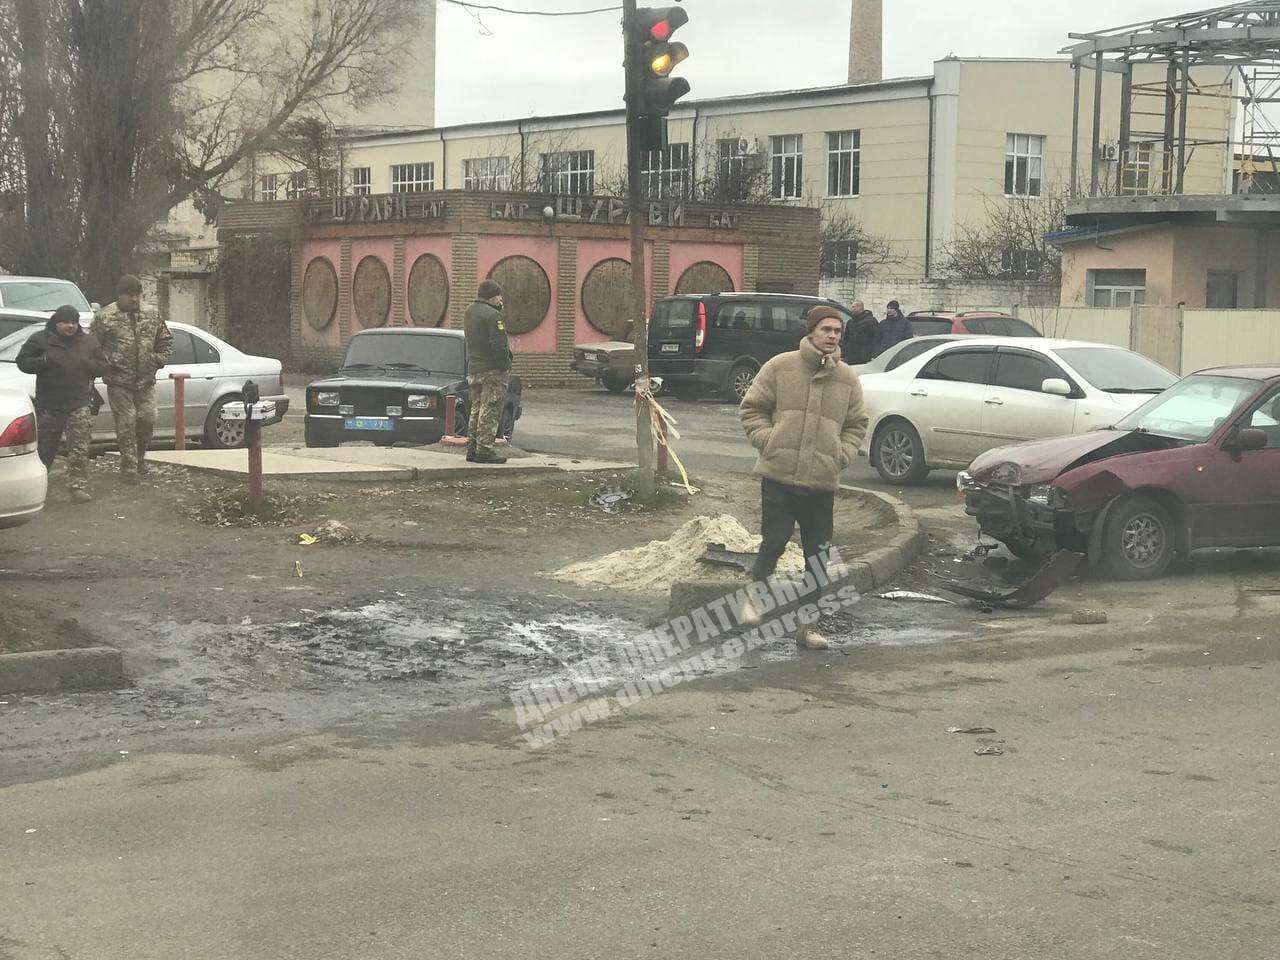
[848,0,883,85]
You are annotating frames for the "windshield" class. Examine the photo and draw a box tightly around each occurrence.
[0,280,90,313]
[1054,347,1177,393]
[1114,374,1261,441]
[342,334,465,375]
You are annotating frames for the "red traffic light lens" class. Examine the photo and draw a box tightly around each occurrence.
[650,20,671,41]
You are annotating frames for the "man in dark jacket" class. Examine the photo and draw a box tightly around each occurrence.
[840,300,879,365]
[876,299,913,356]
[16,305,106,502]
[462,279,512,464]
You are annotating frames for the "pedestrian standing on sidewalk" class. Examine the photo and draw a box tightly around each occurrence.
[16,305,106,503]
[463,279,512,465]
[841,300,879,365]
[739,305,869,650]
[875,299,913,356]
[91,275,172,484]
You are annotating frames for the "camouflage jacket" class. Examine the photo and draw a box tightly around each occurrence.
[91,302,174,387]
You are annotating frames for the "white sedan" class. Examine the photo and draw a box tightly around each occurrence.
[858,337,1178,484]
[0,321,289,449]
[0,387,46,528]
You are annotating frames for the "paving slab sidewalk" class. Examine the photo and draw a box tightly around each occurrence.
[145,445,630,481]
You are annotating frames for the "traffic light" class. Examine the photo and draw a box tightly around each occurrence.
[628,5,691,151]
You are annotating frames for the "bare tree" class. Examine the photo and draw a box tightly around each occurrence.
[259,116,348,198]
[0,0,419,299]
[817,202,898,281]
[939,186,1068,285]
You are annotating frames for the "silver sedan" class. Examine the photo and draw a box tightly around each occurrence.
[0,321,289,448]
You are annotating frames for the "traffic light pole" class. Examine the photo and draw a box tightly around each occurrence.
[623,0,657,497]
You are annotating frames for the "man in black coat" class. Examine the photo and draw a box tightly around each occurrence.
[840,300,879,365]
[16,305,106,502]
[876,300,914,356]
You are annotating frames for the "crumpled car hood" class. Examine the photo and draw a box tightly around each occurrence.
[969,430,1139,485]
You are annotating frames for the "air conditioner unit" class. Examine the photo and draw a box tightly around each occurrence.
[1099,143,1119,162]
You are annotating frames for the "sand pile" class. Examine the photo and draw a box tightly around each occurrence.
[552,514,805,593]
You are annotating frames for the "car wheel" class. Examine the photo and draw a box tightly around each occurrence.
[601,374,630,394]
[872,420,930,485]
[304,423,339,448]
[203,395,246,449]
[1099,495,1175,581]
[727,363,757,402]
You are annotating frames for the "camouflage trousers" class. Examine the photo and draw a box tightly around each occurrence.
[37,406,92,493]
[106,382,157,473]
[467,371,507,456]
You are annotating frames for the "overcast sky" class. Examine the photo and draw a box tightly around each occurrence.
[432,0,1186,126]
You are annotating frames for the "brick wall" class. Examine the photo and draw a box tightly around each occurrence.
[821,276,1059,313]
[218,191,823,384]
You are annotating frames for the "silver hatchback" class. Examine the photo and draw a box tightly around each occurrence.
[0,321,289,448]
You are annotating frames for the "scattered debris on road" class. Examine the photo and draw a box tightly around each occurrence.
[590,487,634,514]
[878,591,957,605]
[948,726,997,734]
[936,551,1085,609]
[1071,609,1109,625]
[699,543,757,573]
[974,743,1005,757]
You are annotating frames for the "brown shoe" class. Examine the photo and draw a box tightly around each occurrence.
[796,627,829,651]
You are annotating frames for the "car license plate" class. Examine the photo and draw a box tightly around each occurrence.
[661,343,680,353]
[345,417,393,431]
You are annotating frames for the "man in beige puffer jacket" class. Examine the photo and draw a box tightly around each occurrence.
[739,305,869,649]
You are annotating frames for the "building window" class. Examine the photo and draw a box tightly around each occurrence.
[1005,133,1044,197]
[640,143,691,199]
[350,167,372,196]
[1088,269,1147,308]
[260,173,278,201]
[285,171,309,200]
[716,138,748,200]
[1000,248,1044,280]
[463,156,512,191]
[540,150,594,195]
[771,134,804,200]
[1206,271,1240,308]
[827,130,860,197]
[390,162,435,193]
[822,239,858,279]
[1122,143,1152,194]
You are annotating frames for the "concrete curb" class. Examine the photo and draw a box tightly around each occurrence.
[667,485,926,618]
[0,647,126,695]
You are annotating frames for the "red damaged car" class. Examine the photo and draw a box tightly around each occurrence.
[958,365,1280,580]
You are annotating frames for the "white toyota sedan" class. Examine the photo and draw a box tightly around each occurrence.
[858,337,1178,484]
[0,387,47,528]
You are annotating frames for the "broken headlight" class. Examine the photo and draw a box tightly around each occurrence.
[956,471,977,492]
[1026,484,1067,509]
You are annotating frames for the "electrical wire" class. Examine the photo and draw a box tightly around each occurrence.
[439,0,621,15]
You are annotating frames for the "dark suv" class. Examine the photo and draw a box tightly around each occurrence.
[908,311,1041,337]
[647,293,854,401]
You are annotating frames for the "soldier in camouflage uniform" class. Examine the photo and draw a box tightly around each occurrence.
[91,275,173,482]
[16,305,106,502]
[463,279,512,464]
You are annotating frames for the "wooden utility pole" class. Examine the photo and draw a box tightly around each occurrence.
[622,0,657,497]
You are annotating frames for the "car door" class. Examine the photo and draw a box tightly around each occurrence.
[163,329,222,437]
[1188,386,1280,546]
[980,348,1079,445]
[910,346,996,462]
[765,302,809,362]
[714,300,768,365]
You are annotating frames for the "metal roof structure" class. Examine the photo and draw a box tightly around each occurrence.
[1062,2,1280,199]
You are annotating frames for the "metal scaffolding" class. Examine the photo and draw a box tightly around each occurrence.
[1063,1,1280,198]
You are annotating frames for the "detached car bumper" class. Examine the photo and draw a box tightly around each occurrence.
[958,472,1093,553]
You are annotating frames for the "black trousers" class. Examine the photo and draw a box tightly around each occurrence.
[751,478,835,584]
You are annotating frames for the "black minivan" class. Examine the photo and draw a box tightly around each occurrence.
[647,293,854,401]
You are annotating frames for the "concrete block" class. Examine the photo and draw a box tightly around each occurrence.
[0,647,126,695]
